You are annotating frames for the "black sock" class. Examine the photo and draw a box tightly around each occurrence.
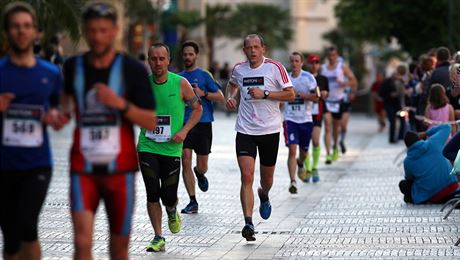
[166,206,176,214]
[190,196,197,202]
[296,159,303,168]
[244,217,253,225]
[258,189,269,202]
[193,166,202,175]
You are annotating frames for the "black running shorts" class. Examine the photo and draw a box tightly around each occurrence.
[183,122,213,155]
[235,132,279,167]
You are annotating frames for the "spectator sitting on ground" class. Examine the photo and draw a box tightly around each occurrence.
[399,124,459,204]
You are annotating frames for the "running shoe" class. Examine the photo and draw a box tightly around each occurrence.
[167,210,181,234]
[325,154,333,164]
[258,188,271,220]
[288,182,298,194]
[194,166,209,192]
[340,141,347,154]
[146,236,165,252]
[181,200,198,214]
[303,170,311,183]
[297,166,307,181]
[312,169,320,183]
[332,148,339,161]
[242,223,256,241]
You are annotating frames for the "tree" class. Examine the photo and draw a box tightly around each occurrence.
[0,0,82,42]
[165,9,202,68]
[125,0,158,53]
[125,0,157,24]
[225,3,292,53]
[0,0,83,55]
[205,4,232,66]
[335,0,460,57]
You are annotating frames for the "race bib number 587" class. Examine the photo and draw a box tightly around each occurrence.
[80,112,120,164]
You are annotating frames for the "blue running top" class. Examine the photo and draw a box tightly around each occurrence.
[0,56,62,172]
[179,68,220,123]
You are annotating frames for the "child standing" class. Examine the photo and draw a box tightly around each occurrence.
[425,84,456,136]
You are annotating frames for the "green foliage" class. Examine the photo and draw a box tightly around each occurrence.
[0,0,83,43]
[205,4,232,39]
[125,0,157,24]
[225,3,292,51]
[335,0,460,56]
[205,4,231,64]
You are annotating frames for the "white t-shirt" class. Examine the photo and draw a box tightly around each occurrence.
[321,63,345,101]
[230,57,293,135]
[284,70,317,123]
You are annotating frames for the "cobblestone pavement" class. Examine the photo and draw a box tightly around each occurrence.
[5,112,460,259]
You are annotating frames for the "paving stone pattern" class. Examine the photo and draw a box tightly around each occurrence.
[3,112,460,259]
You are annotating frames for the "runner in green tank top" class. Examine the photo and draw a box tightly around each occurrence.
[138,43,202,253]
[137,72,185,157]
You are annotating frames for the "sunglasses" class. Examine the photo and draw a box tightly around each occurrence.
[83,3,117,21]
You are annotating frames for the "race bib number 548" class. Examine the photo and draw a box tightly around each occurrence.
[2,104,44,147]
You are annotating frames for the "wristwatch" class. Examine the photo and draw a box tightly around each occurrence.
[263,90,270,99]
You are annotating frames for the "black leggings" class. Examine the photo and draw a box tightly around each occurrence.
[138,152,180,206]
[444,130,460,161]
[0,170,51,255]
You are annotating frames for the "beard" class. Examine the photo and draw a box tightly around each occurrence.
[184,60,195,69]
[8,38,33,54]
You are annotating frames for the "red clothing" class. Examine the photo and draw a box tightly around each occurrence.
[70,173,135,235]
[371,81,384,113]
[429,181,459,203]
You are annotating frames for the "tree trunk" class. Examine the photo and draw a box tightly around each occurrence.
[207,36,214,69]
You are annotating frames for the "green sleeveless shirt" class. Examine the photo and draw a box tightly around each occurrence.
[137,72,185,157]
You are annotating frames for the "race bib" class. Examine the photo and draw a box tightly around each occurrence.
[242,77,264,101]
[326,101,340,113]
[287,97,306,117]
[312,103,319,115]
[145,115,171,142]
[2,104,44,147]
[80,112,120,164]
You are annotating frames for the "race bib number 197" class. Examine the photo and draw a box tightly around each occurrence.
[2,104,44,147]
[146,115,172,142]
